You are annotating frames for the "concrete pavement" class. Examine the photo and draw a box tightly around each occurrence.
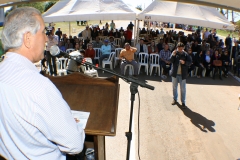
[100,68,240,160]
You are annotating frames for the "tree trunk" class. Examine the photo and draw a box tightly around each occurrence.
[226,10,228,19]
[232,10,234,23]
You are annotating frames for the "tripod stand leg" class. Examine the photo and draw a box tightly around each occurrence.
[126,82,138,160]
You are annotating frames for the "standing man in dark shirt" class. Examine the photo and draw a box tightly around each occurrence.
[157,39,164,52]
[55,27,62,41]
[128,22,134,31]
[225,34,232,53]
[170,42,192,108]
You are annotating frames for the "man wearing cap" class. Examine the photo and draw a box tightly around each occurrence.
[119,43,138,76]
[99,39,111,65]
[170,42,192,108]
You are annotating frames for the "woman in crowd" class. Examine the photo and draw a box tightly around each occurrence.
[221,50,231,78]
[91,27,99,40]
[65,39,73,50]
[203,50,212,77]
[148,41,158,54]
[79,40,86,50]
[211,49,222,80]
[85,43,95,63]
[195,50,205,78]
[187,48,196,75]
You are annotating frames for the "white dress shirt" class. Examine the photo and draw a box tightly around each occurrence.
[0,52,85,160]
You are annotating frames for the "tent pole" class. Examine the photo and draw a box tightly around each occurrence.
[134,20,137,46]
[69,22,71,36]
[135,20,140,46]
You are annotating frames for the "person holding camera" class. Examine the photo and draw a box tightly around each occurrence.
[170,42,192,108]
[46,27,58,76]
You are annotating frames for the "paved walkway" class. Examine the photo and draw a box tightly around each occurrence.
[98,67,240,160]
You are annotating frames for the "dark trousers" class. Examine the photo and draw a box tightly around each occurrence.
[222,65,229,75]
[213,66,222,77]
[204,63,211,76]
[160,60,171,75]
[99,54,110,66]
[46,51,57,75]
[188,64,195,74]
[196,64,204,76]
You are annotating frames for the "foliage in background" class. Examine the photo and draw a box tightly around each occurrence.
[0,40,4,57]
[44,1,57,12]
[17,2,45,13]
[5,1,57,16]
[136,5,142,11]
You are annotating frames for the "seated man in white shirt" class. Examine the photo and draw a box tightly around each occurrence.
[0,7,85,160]
[135,38,148,58]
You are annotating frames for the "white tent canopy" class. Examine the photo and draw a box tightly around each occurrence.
[162,0,240,12]
[138,0,234,30]
[43,0,137,22]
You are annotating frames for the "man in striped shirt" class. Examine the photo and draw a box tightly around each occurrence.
[0,7,85,160]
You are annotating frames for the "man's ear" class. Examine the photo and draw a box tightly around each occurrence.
[23,32,32,49]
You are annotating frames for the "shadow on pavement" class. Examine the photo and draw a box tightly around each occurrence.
[176,103,216,133]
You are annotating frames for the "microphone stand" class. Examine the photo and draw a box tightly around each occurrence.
[81,60,154,160]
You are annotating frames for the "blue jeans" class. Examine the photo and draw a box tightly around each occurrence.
[172,75,186,104]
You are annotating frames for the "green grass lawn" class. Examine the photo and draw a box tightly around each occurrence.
[46,20,108,37]
[217,29,239,38]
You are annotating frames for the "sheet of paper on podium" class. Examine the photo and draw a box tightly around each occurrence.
[71,110,90,129]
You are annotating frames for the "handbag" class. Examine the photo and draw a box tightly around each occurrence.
[213,60,222,66]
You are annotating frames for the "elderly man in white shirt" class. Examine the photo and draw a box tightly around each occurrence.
[0,7,85,160]
[135,38,148,58]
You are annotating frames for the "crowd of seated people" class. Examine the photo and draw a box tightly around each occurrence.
[134,27,236,79]
[42,24,238,78]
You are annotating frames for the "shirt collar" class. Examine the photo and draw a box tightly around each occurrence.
[4,52,39,72]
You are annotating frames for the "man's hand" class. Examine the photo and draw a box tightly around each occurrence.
[180,60,185,64]
[172,50,177,56]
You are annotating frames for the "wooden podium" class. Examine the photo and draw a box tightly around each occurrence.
[47,72,120,160]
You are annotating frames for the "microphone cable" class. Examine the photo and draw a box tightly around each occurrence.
[137,91,141,160]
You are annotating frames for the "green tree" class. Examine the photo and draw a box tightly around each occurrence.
[136,5,142,11]
[18,2,45,13]
[44,1,57,12]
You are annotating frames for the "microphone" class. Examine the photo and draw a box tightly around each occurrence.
[50,45,70,58]
[49,45,84,63]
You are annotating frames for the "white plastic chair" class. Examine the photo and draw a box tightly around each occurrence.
[138,52,149,75]
[66,48,75,54]
[57,58,68,76]
[124,64,134,75]
[102,52,115,72]
[93,48,101,64]
[82,58,98,77]
[114,48,123,68]
[149,54,160,76]
[114,38,121,48]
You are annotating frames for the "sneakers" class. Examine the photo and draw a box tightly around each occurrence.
[171,99,177,105]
